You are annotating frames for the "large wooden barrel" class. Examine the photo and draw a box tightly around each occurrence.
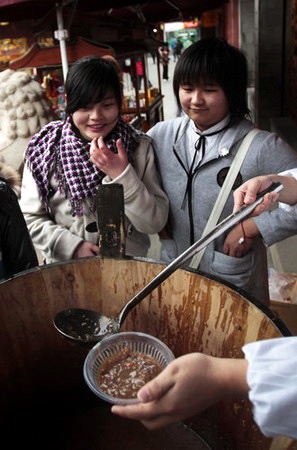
[0,257,295,450]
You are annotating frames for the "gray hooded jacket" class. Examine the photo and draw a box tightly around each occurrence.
[148,116,297,305]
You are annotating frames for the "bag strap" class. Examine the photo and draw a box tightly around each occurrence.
[189,128,261,269]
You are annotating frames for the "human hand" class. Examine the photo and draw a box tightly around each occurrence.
[223,219,258,257]
[90,136,128,179]
[158,225,172,240]
[73,241,100,259]
[111,353,248,430]
[233,175,279,216]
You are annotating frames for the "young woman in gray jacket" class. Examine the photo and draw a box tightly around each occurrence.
[147,38,297,305]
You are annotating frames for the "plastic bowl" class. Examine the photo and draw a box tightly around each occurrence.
[83,331,175,405]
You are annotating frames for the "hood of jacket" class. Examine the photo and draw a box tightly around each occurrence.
[0,161,21,197]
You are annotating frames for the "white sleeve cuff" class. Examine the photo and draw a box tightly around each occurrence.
[278,169,297,214]
[242,337,297,439]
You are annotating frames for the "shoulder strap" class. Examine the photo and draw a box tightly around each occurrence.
[189,128,261,269]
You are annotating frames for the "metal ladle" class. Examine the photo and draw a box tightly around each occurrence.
[54,182,283,345]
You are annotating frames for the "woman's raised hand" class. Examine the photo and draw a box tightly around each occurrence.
[90,137,129,179]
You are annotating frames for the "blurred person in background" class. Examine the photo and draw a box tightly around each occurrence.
[158,43,170,81]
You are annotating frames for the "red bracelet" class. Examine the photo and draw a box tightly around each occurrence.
[240,221,253,240]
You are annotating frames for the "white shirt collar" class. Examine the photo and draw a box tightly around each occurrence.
[191,113,231,135]
[187,114,231,160]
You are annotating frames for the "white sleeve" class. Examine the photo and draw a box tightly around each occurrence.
[242,337,297,439]
[279,168,297,179]
[278,169,297,214]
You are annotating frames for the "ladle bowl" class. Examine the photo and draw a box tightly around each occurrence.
[54,181,283,345]
[54,308,118,344]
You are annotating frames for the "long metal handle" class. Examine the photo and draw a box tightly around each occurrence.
[117,181,283,326]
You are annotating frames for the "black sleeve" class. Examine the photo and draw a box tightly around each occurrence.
[0,184,38,279]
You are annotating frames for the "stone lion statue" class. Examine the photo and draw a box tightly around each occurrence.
[0,69,54,173]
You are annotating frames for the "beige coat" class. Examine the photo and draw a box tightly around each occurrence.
[20,135,168,263]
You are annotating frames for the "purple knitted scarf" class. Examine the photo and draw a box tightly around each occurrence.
[25,116,139,216]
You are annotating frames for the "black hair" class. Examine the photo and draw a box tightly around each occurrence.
[173,37,250,120]
[65,55,122,116]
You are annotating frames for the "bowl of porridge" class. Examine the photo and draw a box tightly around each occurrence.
[83,331,175,405]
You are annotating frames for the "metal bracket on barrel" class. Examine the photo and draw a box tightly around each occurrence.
[95,184,126,258]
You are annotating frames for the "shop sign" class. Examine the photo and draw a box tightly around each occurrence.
[164,22,184,32]
[184,19,199,28]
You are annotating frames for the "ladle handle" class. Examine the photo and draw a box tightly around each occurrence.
[117,181,283,327]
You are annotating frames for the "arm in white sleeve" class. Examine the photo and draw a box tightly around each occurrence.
[279,168,297,178]
[278,169,297,215]
[243,337,297,439]
[249,133,297,243]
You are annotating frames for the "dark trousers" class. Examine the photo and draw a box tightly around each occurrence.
[137,75,143,90]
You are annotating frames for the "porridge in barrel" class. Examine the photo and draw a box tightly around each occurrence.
[98,347,162,399]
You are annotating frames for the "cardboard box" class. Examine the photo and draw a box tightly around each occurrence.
[270,300,297,335]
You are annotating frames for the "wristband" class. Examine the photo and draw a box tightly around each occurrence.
[240,221,254,240]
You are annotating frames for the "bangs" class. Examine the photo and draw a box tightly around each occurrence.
[75,67,114,108]
[65,56,122,115]
[173,38,249,118]
[177,55,220,88]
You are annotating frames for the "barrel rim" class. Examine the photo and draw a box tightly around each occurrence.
[1,254,292,337]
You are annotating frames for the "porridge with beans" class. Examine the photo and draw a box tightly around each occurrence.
[98,347,162,399]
